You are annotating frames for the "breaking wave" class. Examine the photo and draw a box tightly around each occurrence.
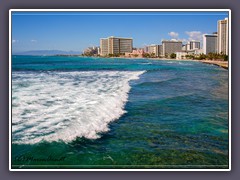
[12,70,145,144]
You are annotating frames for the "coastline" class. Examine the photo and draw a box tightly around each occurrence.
[13,55,228,70]
[200,60,228,69]
[108,56,198,62]
[109,57,229,69]
[149,58,229,70]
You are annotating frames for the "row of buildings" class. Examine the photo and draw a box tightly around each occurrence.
[203,17,229,55]
[98,37,198,58]
[176,17,229,59]
[84,17,229,59]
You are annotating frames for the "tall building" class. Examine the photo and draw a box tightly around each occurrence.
[100,38,109,55]
[186,43,190,51]
[217,18,229,55]
[162,40,182,56]
[185,41,200,51]
[100,36,133,56]
[159,45,163,56]
[147,44,161,57]
[189,41,200,50]
[203,34,218,54]
[144,46,148,53]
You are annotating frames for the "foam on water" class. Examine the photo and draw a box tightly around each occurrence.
[12,71,145,144]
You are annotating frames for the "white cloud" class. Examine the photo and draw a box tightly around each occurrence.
[168,31,179,39]
[178,38,188,43]
[31,39,37,43]
[12,39,18,43]
[185,31,203,41]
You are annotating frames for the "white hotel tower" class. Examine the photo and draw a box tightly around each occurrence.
[217,17,229,55]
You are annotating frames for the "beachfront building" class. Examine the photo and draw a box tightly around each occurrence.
[182,41,200,52]
[100,36,133,56]
[203,34,218,55]
[146,44,162,57]
[100,38,109,56]
[83,46,99,56]
[144,46,148,53]
[162,40,182,57]
[186,41,200,50]
[194,49,203,55]
[176,51,196,60]
[125,49,144,58]
[182,45,186,51]
[176,52,188,60]
[217,17,229,55]
[97,47,101,55]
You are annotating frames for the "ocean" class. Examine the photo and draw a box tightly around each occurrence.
[11,56,229,169]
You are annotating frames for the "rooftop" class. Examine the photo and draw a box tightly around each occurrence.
[108,36,133,39]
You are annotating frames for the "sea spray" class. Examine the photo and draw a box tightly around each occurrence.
[12,71,145,144]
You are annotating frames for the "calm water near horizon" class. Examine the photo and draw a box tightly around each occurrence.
[11,56,229,169]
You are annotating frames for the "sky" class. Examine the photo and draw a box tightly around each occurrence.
[11,11,229,53]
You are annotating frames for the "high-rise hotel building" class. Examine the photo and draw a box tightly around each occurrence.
[146,44,162,57]
[100,36,133,56]
[203,34,218,54]
[217,18,229,55]
[186,41,201,51]
[162,40,182,56]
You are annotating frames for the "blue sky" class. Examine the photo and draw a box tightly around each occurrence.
[11,11,229,52]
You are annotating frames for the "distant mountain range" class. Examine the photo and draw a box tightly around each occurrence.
[12,50,82,56]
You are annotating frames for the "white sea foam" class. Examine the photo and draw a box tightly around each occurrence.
[138,62,152,65]
[12,71,145,144]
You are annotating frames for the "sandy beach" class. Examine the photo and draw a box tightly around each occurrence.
[129,57,229,69]
[200,60,228,69]
[114,57,229,70]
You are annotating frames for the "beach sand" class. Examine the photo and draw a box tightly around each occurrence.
[136,58,229,69]
[200,60,228,69]
[107,56,229,69]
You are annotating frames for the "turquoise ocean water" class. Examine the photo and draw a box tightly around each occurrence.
[11,56,229,169]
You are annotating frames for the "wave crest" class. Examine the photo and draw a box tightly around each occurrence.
[12,71,145,144]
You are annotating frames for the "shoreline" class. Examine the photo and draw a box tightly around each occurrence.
[116,57,229,69]
[13,55,228,70]
[108,56,199,62]
[200,60,228,70]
